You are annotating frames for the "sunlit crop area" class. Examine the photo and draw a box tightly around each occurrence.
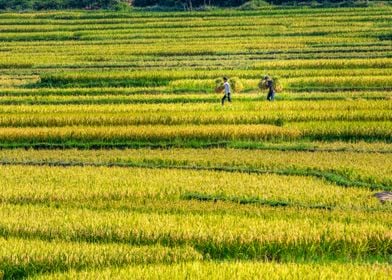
[0,6,391,279]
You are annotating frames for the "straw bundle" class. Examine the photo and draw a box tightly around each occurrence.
[258,76,283,93]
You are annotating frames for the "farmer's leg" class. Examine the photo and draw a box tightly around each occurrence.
[221,94,227,105]
[270,91,275,101]
[228,92,232,102]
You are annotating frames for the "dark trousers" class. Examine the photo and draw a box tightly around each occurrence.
[267,90,275,101]
[222,92,231,105]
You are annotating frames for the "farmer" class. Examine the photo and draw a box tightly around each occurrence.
[221,77,231,106]
[264,75,275,101]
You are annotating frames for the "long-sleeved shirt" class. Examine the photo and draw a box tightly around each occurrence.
[224,81,231,94]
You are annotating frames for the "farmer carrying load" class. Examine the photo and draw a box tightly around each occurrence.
[221,77,232,106]
[258,75,282,101]
[264,75,275,101]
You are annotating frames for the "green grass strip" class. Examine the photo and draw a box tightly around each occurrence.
[181,192,333,210]
[0,141,391,153]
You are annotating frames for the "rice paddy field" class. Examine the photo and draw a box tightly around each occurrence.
[0,6,392,279]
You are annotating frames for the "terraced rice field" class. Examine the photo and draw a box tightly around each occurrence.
[0,6,391,279]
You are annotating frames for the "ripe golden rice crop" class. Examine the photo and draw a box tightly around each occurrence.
[0,6,391,279]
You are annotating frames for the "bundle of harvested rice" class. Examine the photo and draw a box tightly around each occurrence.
[258,76,283,92]
[214,77,244,93]
[215,78,224,93]
[258,79,269,90]
[229,77,244,93]
[215,85,224,93]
